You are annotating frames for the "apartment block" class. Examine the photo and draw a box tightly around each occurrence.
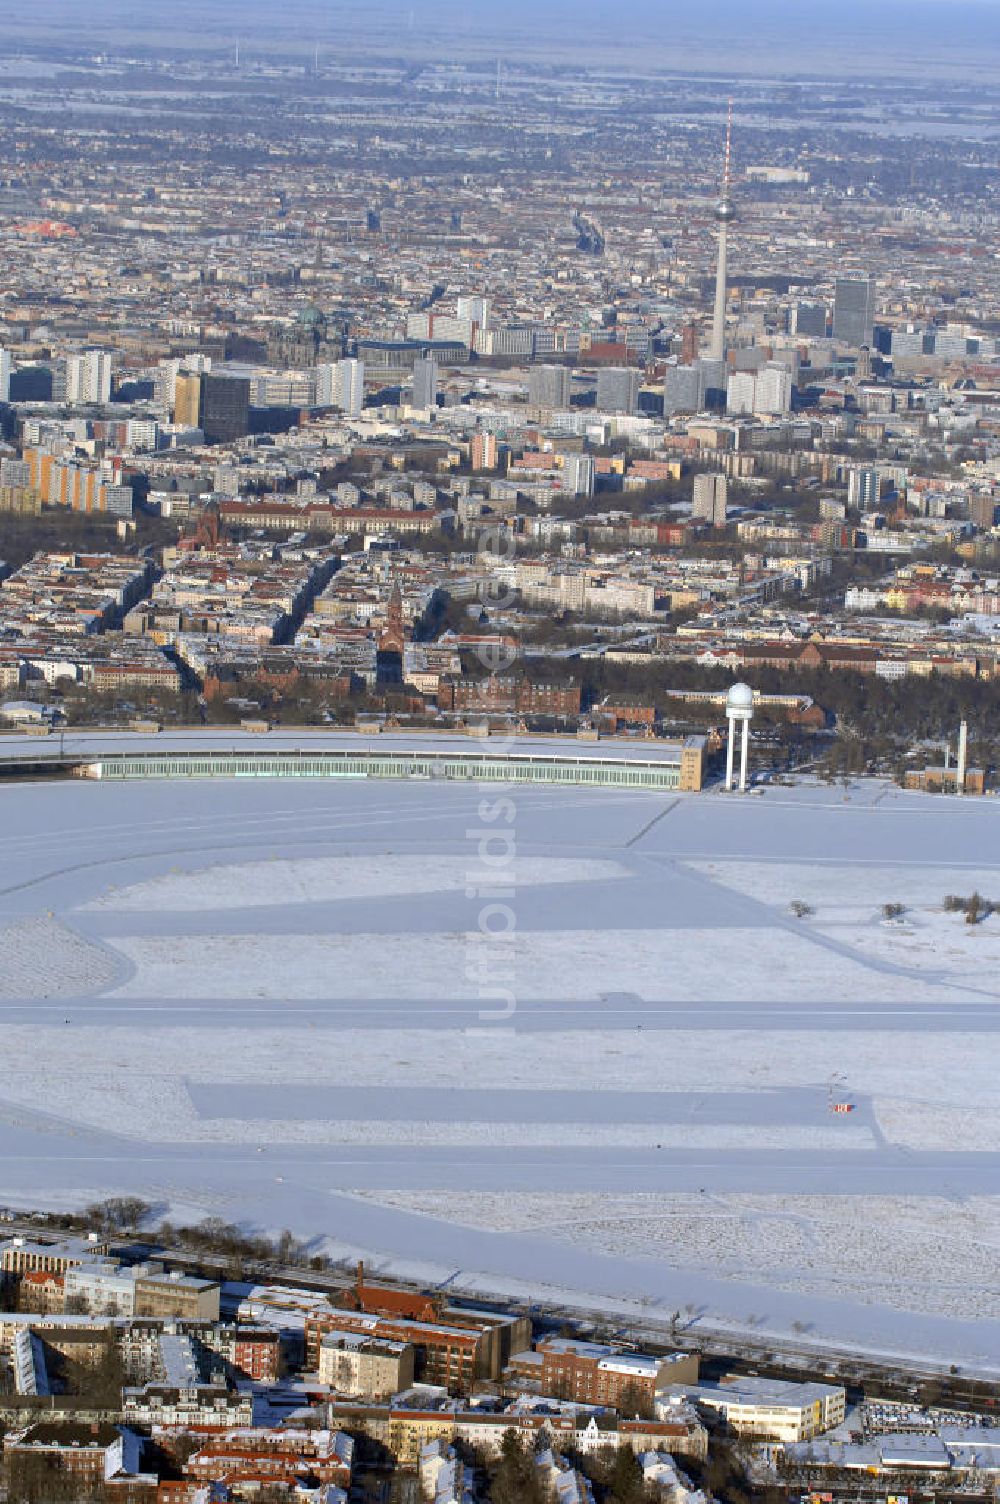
[134,1272,220,1322]
[319,1330,415,1398]
[1,1235,110,1277]
[306,1311,484,1391]
[692,472,728,528]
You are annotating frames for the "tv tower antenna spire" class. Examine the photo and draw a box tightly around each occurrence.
[722,95,733,200]
[710,97,736,364]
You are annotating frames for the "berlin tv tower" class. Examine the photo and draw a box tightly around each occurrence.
[709,99,736,363]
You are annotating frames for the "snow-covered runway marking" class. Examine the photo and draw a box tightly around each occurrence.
[0,773,997,1365]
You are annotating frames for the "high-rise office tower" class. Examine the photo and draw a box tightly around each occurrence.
[595,366,640,414]
[726,370,756,416]
[199,374,250,444]
[833,277,876,348]
[794,301,828,338]
[970,494,1000,530]
[314,363,335,407]
[334,358,365,417]
[88,349,114,403]
[470,430,498,470]
[754,362,793,415]
[562,454,595,497]
[456,296,490,329]
[663,364,705,416]
[848,466,880,509]
[155,360,182,411]
[710,100,736,363]
[9,365,52,402]
[173,372,202,428]
[411,356,438,410]
[50,360,67,403]
[159,354,212,412]
[528,364,571,410]
[65,349,114,404]
[0,348,11,402]
[65,353,86,403]
[692,472,728,528]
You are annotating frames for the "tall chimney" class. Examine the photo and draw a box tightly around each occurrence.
[957,719,968,794]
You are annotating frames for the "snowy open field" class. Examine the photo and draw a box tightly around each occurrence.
[0,758,998,1366]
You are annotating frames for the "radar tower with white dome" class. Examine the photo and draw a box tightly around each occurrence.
[725,681,754,792]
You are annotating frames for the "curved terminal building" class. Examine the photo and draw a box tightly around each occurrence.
[0,729,709,792]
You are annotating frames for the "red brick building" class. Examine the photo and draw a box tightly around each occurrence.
[202,657,351,702]
[228,1328,282,1382]
[308,1269,529,1388]
[439,674,581,718]
[157,1485,201,1504]
[182,1428,352,1491]
[536,1339,699,1410]
[595,695,656,730]
[340,1263,441,1322]
[305,1311,483,1391]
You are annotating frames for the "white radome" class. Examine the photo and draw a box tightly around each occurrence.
[726,682,755,719]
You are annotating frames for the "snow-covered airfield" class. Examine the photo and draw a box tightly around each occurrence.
[1,731,998,1368]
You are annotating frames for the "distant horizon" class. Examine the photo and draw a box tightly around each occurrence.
[3,0,1000,82]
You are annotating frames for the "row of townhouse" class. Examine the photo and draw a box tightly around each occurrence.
[324,1398,709,1468]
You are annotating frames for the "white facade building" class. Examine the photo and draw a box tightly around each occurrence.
[692,473,728,528]
[456,296,490,327]
[562,453,595,497]
[317,359,365,417]
[726,370,756,416]
[755,362,793,415]
[65,350,115,405]
[659,1377,845,1443]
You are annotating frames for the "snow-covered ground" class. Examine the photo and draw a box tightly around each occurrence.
[0,772,997,1367]
[0,916,121,997]
[691,858,1000,995]
[82,855,630,913]
[108,925,963,1004]
[351,1189,1000,1322]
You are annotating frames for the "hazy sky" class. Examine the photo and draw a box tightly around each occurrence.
[4,0,1000,80]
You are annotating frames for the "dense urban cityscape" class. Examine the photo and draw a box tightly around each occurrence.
[0,3,998,1502]
[0,31,999,776]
